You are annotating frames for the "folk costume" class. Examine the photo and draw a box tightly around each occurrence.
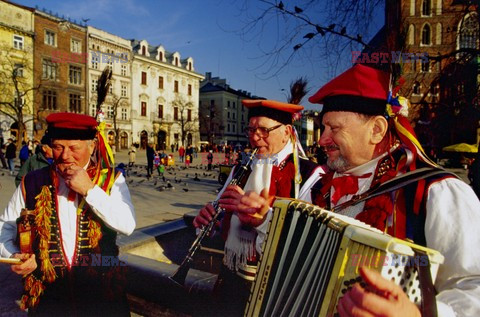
[212,100,323,316]
[0,113,136,316]
[304,64,480,317]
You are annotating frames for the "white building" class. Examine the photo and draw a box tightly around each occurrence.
[86,26,132,150]
[130,39,204,150]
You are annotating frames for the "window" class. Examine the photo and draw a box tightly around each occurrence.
[45,30,56,46]
[69,94,82,113]
[233,112,235,120]
[187,109,192,121]
[121,84,127,97]
[141,46,146,55]
[233,124,236,133]
[91,105,96,117]
[71,38,81,53]
[227,124,230,133]
[227,101,230,108]
[91,51,99,69]
[91,78,98,92]
[174,107,178,120]
[421,59,430,72]
[13,35,23,50]
[459,13,479,53]
[413,82,421,95]
[158,104,163,119]
[109,81,113,94]
[233,102,236,108]
[141,72,147,85]
[121,108,128,120]
[421,24,431,45]
[13,64,24,77]
[174,80,179,93]
[14,91,23,107]
[159,76,164,89]
[42,90,57,110]
[106,105,114,119]
[227,112,230,119]
[42,59,58,80]
[188,84,192,96]
[69,65,82,85]
[422,0,431,16]
[430,83,440,96]
[174,57,179,66]
[159,51,163,61]
[141,101,147,116]
[121,64,127,76]
[187,62,192,70]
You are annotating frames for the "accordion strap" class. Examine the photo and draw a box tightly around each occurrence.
[414,249,438,317]
[332,167,457,213]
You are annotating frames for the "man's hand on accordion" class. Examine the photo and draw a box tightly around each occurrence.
[219,185,273,227]
[337,267,421,317]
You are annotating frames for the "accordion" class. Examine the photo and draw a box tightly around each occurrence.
[245,199,444,317]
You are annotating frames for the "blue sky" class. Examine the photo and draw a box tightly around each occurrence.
[16,0,384,110]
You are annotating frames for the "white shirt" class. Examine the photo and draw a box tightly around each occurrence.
[0,170,136,265]
[301,160,480,317]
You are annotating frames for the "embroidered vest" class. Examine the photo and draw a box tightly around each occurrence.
[19,166,123,311]
[311,149,455,247]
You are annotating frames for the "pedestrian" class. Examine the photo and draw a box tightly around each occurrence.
[171,143,175,153]
[302,64,480,316]
[0,143,8,169]
[146,143,155,177]
[186,145,194,165]
[128,144,136,167]
[0,112,136,315]
[19,141,30,166]
[179,145,185,163]
[15,136,53,186]
[207,150,213,171]
[5,138,16,175]
[153,151,161,175]
[185,154,191,168]
[193,99,323,316]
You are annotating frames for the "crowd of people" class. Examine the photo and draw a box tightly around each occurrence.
[0,63,479,316]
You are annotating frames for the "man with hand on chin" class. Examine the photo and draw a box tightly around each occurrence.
[0,112,135,316]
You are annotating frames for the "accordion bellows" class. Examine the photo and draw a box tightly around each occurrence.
[245,199,444,317]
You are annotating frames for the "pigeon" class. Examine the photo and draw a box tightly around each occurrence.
[129,179,134,184]
[154,179,157,186]
[138,179,145,184]
[162,176,166,182]
[182,188,189,192]
[193,173,200,181]
[157,186,165,192]
[167,181,173,188]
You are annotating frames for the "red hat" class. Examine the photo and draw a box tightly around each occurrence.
[308,64,391,115]
[243,99,303,124]
[45,112,98,140]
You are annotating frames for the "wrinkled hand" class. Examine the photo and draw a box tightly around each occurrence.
[11,253,37,275]
[337,267,421,317]
[193,203,216,228]
[219,185,273,227]
[60,165,94,196]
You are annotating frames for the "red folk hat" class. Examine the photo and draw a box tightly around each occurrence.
[243,99,303,124]
[45,112,98,140]
[308,64,390,115]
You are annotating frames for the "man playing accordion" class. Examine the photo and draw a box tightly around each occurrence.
[299,64,480,316]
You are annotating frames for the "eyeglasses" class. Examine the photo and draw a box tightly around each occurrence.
[244,124,283,138]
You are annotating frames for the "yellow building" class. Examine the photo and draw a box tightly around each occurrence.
[0,0,34,144]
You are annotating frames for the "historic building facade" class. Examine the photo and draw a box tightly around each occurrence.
[32,10,87,140]
[87,26,132,150]
[130,39,203,150]
[199,72,262,147]
[385,0,479,149]
[0,0,34,143]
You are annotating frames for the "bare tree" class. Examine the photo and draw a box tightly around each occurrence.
[172,97,199,146]
[0,44,39,146]
[107,94,127,151]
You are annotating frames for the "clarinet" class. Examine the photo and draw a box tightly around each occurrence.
[169,148,258,286]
